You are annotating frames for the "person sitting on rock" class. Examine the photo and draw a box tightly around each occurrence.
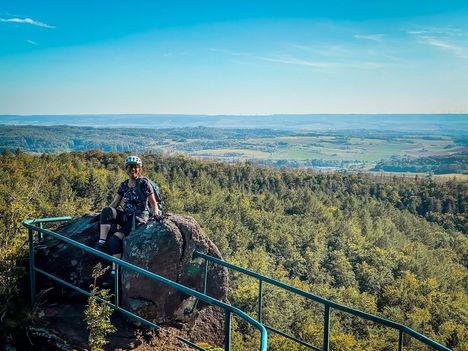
[95,155,159,274]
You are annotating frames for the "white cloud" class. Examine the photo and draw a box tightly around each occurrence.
[210,45,392,70]
[209,48,253,57]
[408,26,463,36]
[290,43,351,58]
[27,39,39,46]
[210,48,337,68]
[258,55,338,68]
[408,28,468,59]
[407,30,429,35]
[419,36,467,59]
[258,55,390,70]
[0,17,55,28]
[354,34,385,43]
[407,27,468,59]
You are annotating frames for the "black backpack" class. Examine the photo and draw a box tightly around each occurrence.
[135,177,164,215]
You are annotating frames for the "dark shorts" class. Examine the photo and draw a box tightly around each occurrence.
[112,210,147,236]
[112,210,133,236]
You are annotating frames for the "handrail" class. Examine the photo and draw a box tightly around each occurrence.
[193,251,451,351]
[23,218,268,351]
[26,217,73,224]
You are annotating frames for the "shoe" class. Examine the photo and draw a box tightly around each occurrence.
[101,275,114,288]
[101,268,116,287]
[94,241,106,252]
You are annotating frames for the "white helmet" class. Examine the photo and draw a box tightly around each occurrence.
[124,155,142,168]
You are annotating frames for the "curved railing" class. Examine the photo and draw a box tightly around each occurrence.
[193,251,452,351]
[23,217,268,351]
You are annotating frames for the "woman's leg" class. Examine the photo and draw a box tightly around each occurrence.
[99,207,117,241]
[108,231,125,273]
[108,231,125,258]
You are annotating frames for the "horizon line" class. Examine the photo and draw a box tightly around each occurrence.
[1,113,468,117]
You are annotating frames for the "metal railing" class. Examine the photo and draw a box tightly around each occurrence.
[193,251,452,351]
[23,217,268,351]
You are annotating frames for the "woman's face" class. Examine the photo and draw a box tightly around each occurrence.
[126,164,141,180]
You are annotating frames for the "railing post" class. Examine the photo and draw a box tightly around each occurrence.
[399,330,404,351]
[258,279,263,323]
[38,222,44,242]
[114,265,120,307]
[323,305,330,351]
[224,310,232,351]
[28,229,36,307]
[202,259,208,295]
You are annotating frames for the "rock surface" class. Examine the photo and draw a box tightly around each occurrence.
[35,213,228,348]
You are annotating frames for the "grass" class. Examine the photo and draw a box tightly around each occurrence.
[188,139,463,162]
[190,148,270,158]
[150,134,465,174]
[271,148,314,160]
[433,173,468,181]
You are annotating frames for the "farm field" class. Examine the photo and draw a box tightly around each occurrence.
[433,173,468,181]
[0,123,466,174]
[182,135,462,164]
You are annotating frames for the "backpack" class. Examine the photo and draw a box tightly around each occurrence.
[135,177,165,215]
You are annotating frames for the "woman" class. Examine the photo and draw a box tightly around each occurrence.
[95,155,159,272]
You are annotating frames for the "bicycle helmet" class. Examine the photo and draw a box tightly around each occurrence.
[124,155,142,168]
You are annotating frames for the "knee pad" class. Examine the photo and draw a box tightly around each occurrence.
[100,207,113,224]
[108,235,123,255]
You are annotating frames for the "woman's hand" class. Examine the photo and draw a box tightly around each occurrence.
[109,194,122,208]
[150,213,162,222]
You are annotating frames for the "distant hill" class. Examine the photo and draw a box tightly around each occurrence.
[1,114,467,132]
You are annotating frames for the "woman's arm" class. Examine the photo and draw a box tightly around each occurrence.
[148,193,159,216]
[109,194,122,208]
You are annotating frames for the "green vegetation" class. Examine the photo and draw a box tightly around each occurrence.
[373,154,468,174]
[0,125,466,173]
[84,263,116,351]
[0,150,466,350]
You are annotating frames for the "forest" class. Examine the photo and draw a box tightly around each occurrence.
[0,150,466,350]
[372,154,468,175]
[0,125,290,153]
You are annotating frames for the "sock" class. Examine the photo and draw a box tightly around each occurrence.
[98,239,105,244]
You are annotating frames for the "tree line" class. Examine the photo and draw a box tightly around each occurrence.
[372,153,468,175]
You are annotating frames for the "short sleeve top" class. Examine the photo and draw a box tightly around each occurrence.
[117,178,153,215]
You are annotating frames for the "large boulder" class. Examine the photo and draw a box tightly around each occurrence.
[35,213,228,347]
[35,213,102,292]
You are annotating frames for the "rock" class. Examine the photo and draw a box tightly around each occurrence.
[36,301,136,350]
[122,214,228,346]
[26,327,73,351]
[34,213,228,347]
[35,213,102,297]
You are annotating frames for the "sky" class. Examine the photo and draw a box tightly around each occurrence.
[1,1,468,115]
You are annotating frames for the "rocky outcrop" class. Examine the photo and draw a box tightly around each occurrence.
[35,213,102,293]
[35,213,228,348]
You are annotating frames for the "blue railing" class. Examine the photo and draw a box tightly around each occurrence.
[193,251,452,351]
[23,216,452,351]
[23,217,268,351]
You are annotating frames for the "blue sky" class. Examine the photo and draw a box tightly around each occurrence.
[1,1,468,114]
